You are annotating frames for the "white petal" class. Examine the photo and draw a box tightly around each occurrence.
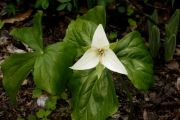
[70,48,99,70]
[91,24,109,48]
[101,49,128,75]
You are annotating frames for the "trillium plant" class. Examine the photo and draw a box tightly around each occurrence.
[1,6,154,120]
[70,24,127,75]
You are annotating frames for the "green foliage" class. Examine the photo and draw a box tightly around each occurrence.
[36,109,51,120]
[108,32,118,41]
[32,88,42,98]
[6,4,16,16]
[63,6,154,120]
[0,20,4,29]
[35,96,57,120]
[114,32,154,91]
[45,96,57,110]
[1,53,37,103]
[10,11,44,52]
[35,0,49,9]
[127,6,134,16]
[148,10,160,58]
[1,5,155,120]
[80,6,106,27]
[69,69,118,120]
[87,0,108,8]
[34,42,76,95]
[27,115,36,120]
[164,9,180,61]
[17,117,25,120]
[1,11,76,103]
[64,6,106,57]
[57,0,73,11]
[128,18,137,27]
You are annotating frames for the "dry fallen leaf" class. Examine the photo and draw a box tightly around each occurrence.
[7,44,26,53]
[143,109,148,120]
[21,79,28,86]
[3,9,33,24]
[176,77,180,91]
[175,48,180,56]
[166,60,179,70]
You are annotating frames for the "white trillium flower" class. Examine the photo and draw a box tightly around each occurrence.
[70,24,128,75]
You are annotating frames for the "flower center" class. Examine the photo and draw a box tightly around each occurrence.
[97,48,105,56]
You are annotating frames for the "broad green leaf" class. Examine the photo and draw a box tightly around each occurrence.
[64,19,97,55]
[34,42,76,95]
[69,69,118,120]
[80,6,106,27]
[148,10,160,58]
[10,11,43,52]
[64,6,106,55]
[35,0,49,9]
[1,52,37,103]
[165,9,180,61]
[114,31,154,91]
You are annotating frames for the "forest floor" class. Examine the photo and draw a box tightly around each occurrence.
[0,0,180,120]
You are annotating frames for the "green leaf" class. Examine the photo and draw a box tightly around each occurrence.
[58,0,71,3]
[64,6,106,55]
[149,10,158,26]
[17,117,25,120]
[97,0,108,6]
[69,69,118,120]
[32,88,42,98]
[10,11,43,52]
[56,3,67,11]
[0,19,4,29]
[128,18,137,27]
[148,10,160,58]
[164,34,176,61]
[114,31,154,91]
[36,109,51,118]
[80,6,106,27]
[170,0,175,7]
[1,52,37,103]
[165,9,180,61]
[34,42,76,95]
[35,0,49,9]
[64,19,97,54]
[165,9,180,38]
[87,0,96,8]
[45,96,57,110]
[148,26,160,58]
[67,3,72,11]
[127,6,134,16]
[28,114,36,120]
